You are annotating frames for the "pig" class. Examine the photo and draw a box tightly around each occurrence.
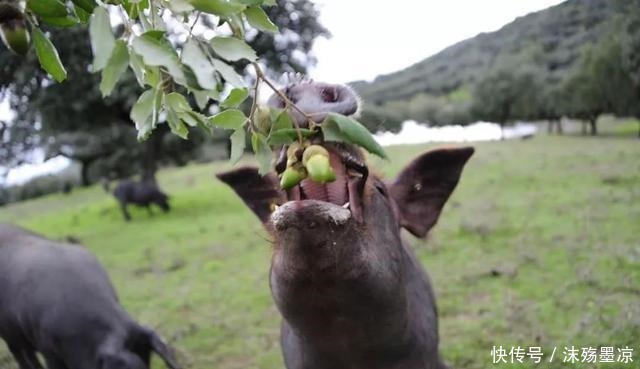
[0,223,180,369]
[217,80,474,369]
[113,177,170,222]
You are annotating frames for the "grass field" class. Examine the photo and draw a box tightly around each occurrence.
[0,132,639,369]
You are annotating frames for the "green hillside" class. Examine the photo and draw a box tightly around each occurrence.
[352,0,628,105]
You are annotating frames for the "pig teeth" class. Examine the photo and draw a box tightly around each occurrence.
[347,169,363,178]
[342,202,350,209]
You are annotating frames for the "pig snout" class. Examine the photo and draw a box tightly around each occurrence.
[271,200,351,231]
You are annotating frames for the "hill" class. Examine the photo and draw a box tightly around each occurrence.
[351,0,628,106]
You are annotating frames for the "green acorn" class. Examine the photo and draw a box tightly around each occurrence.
[0,4,29,56]
[254,106,272,134]
[280,165,307,190]
[0,22,30,55]
[305,154,335,183]
[302,145,335,184]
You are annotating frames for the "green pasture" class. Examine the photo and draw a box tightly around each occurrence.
[1,131,638,369]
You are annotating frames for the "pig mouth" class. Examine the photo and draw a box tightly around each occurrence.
[272,143,368,226]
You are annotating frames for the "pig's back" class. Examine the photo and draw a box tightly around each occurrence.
[0,224,121,326]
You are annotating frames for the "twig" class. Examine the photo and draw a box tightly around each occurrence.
[252,63,311,143]
[118,5,135,36]
[248,74,260,133]
[178,12,201,63]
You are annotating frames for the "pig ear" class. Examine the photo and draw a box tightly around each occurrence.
[389,147,474,238]
[216,167,285,223]
[147,330,180,369]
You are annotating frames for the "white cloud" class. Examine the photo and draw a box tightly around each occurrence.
[309,0,566,83]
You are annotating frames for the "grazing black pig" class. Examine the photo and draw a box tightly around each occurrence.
[217,80,474,369]
[0,223,180,369]
[113,177,170,221]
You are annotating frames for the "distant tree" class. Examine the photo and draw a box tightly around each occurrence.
[0,0,329,185]
[358,104,405,133]
[471,66,537,139]
[561,33,636,136]
[528,84,567,135]
[618,4,640,137]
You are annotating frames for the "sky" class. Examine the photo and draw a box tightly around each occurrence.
[309,0,566,83]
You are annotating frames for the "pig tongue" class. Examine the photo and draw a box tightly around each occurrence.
[299,152,348,205]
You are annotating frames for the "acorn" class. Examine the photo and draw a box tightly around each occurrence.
[280,165,307,190]
[0,4,29,56]
[286,141,305,166]
[254,106,272,134]
[302,145,335,184]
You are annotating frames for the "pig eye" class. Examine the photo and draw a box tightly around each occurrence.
[374,182,388,197]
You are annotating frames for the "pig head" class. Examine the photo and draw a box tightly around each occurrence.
[217,80,474,369]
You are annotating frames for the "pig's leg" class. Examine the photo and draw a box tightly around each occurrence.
[7,344,44,369]
[43,354,67,369]
[119,201,131,222]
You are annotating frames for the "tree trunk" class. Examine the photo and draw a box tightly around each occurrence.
[141,128,166,181]
[556,119,563,134]
[589,117,598,136]
[80,160,91,186]
[500,122,505,140]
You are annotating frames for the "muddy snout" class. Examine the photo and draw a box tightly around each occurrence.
[271,200,351,232]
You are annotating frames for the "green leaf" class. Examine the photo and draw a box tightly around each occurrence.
[73,4,91,23]
[71,0,97,13]
[189,0,246,16]
[40,15,79,27]
[210,37,257,62]
[178,111,207,127]
[128,51,146,87]
[182,39,217,90]
[192,89,219,110]
[32,28,67,82]
[226,13,246,38]
[321,113,388,159]
[237,0,263,5]
[221,88,248,108]
[166,92,192,113]
[244,6,278,33]
[166,0,194,13]
[271,110,293,131]
[211,59,244,87]
[251,132,272,175]
[100,40,129,96]
[229,127,246,164]
[167,109,189,139]
[209,109,247,129]
[268,128,314,146]
[130,89,157,140]
[27,0,68,18]
[122,0,149,19]
[89,7,115,72]
[132,31,185,85]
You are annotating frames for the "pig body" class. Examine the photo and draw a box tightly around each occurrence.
[277,226,443,369]
[113,178,170,221]
[0,223,179,369]
[218,80,473,369]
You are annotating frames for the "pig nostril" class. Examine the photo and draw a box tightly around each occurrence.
[321,88,338,103]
